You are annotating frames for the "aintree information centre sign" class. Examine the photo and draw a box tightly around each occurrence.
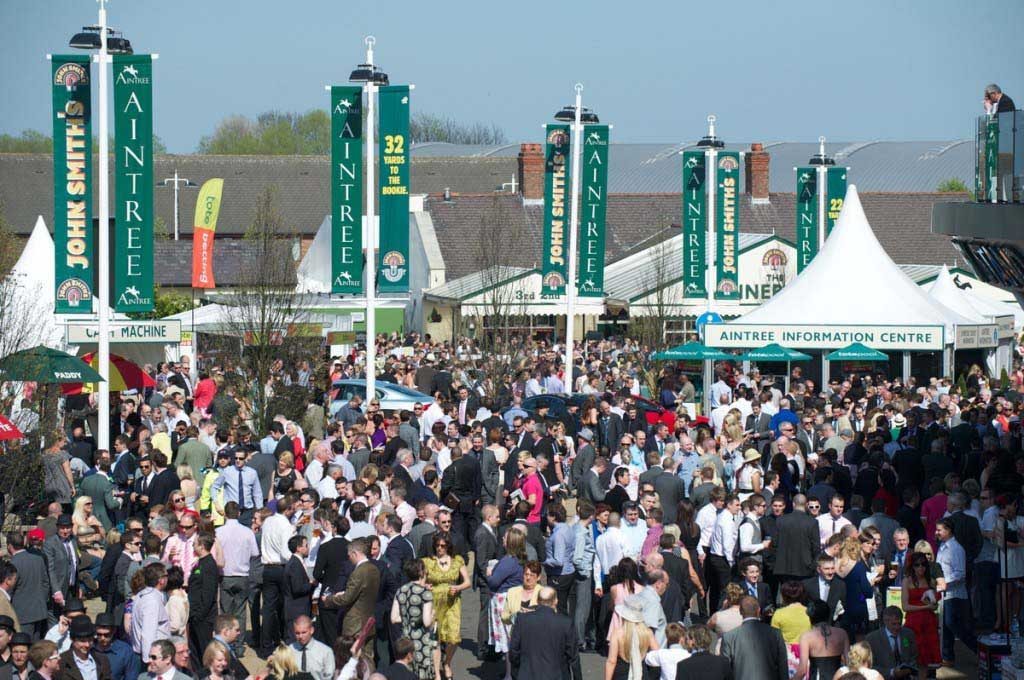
[706,323,944,351]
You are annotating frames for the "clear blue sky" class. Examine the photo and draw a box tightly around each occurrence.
[2,0,1021,153]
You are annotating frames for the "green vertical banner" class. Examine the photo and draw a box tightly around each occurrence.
[112,55,154,312]
[795,166,818,272]
[51,55,93,314]
[541,124,571,296]
[714,151,740,299]
[985,116,999,202]
[331,85,363,294]
[578,124,609,297]
[377,85,410,293]
[682,150,707,298]
[825,166,848,235]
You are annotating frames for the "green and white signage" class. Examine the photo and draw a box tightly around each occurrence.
[681,150,707,298]
[541,124,571,296]
[112,55,155,312]
[795,166,818,273]
[51,55,94,314]
[826,166,847,235]
[578,124,609,297]
[985,117,999,202]
[330,85,363,294]
[715,151,740,300]
[377,85,410,293]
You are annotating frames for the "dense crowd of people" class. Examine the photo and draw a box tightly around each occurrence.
[1,334,1016,680]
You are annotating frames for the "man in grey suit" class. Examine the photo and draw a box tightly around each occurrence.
[720,596,788,680]
[859,498,900,562]
[139,639,191,680]
[473,506,500,660]
[651,458,686,525]
[407,503,438,554]
[42,515,77,626]
[6,531,49,639]
[569,429,596,491]
[478,435,500,505]
[347,436,371,477]
[578,457,608,506]
[865,607,919,680]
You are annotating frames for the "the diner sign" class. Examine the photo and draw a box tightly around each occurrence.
[541,123,571,296]
[795,166,818,272]
[705,323,944,351]
[112,55,154,312]
[715,151,740,300]
[331,85,363,294]
[377,85,411,293]
[578,124,609,297]
[682,150,707,298]
[51,55,94,314]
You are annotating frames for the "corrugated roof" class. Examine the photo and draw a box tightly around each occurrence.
[424,265,533,301]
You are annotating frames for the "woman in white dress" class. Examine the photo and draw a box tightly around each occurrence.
[734,448,764,504]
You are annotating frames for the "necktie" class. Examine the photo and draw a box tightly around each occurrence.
[748,583,756,597]
[238,467,247,510]
[141,474,149,494]
[832,518,837,535]
[64,541,75,584]
[300,645,308,671]
[891,633,901,663]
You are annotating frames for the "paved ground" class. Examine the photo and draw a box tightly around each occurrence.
[87,585,978,679]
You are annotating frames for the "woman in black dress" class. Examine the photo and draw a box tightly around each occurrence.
[796,600,850,680]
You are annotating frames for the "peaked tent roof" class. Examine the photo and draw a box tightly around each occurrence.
[734,185,973,335]
[924,265,1024,327]
[6,217,67,349]
[295,216,332,294]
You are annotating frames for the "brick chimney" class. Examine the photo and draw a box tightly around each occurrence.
[518,143,544,200]
[745,142,770,204]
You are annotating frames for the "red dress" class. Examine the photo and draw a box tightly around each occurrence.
[904,587,941,666]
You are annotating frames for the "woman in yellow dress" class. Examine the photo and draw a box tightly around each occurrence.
[423,534,470,680]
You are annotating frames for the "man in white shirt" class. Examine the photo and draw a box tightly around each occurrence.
[707,493,741,611]
[817,495,852,548]
[304,444,332,489]
[258,496,296,658]
[696,488,727,561]
[738,494,771,563]
[619,502,647,559]
[709,375,732,409]
[595,513,626,589]
[290,615,334,680]
[710,393,734,434]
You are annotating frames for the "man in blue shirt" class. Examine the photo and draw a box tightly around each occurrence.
[94,613,139,680]
[210,450,264,526]
[673,435,701,497]
[935,519,977,665]
[543,504,575,617]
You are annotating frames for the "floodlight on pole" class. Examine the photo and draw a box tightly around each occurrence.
[159,172,199,240]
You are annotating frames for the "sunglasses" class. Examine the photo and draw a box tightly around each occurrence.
[172,498,185,503]
[149,655,166,661]
[180,524,196,530]
[807,505,820,510]
[235,457,246,461]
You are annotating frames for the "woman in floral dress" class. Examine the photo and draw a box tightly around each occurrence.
[392,560,436,680]
[423,535,470,680]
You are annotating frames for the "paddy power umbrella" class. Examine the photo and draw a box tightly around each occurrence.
[0,345,105,384]
[61,352,156,394]
[652,341,732,361]
[0,415,23,441]
[826,342,888,362]
[739,343,812,362]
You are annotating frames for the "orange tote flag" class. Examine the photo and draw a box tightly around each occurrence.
[191,178,224,288]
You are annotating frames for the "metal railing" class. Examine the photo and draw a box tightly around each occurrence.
[976,110,1023,203]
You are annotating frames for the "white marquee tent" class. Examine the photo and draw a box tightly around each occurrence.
[924,264,1024,327]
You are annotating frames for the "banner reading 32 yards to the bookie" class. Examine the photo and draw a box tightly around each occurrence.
[52,55,94,314]
[377,85,410,293]
[541,124,571,296]
[113,55,154,312]
[331,85,363,294]
[715,151,740,300]
[578,125,609,297]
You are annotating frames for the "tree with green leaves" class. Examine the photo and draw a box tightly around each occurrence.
[937,178,971,194]
[0,130,167,154]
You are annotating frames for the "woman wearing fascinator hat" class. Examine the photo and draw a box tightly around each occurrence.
[605,594,659,680]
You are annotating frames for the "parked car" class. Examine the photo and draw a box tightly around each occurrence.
[330,379,433,416]
[512,392,675,433]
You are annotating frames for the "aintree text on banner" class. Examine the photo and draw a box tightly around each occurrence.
[578,124,609,297]
[331,85,363,294]
[682,150,707,298]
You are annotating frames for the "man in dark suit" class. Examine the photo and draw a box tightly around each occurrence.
[733,559,773,614]
[801,554,847,622]
[455,386,480,426]
[652,458,686,525]
[439,446,482,549]
[772,495,821,583]
[569,429,596,492]
[283,535,313,638]
[60,616,113,680]
[187,533,220,667]
[312,517,350,644]
[42,515,77,625]
[383,637,418,680]
[509,586,580,680]
[145,452,180,511]
[638,452,664,487]
[473,506,501,660]
[675,624,733,680]
[865,607,919,680]
[984,83,1016,114]
[745,402,772,438]
[596,402,623,455]
[326,538,380,664]
[577,457,607,507]
[720,596,788,680]
[946,492,982,568]
[381,515,415,583]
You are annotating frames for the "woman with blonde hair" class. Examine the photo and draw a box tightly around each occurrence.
[605,595,659,680]
[176,465,198,510]
[265,644,313,680]
[198,640,234,680]
[833,641,883,680]
[708,582,745,637]
[837,535,876,640]
[72,496,106,560]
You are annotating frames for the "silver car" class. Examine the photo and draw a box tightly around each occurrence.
[330,379,434,416]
